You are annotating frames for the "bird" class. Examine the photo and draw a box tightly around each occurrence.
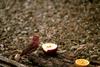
[20,35,40,56]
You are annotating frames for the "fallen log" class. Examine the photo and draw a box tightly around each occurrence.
[0,55,27,67]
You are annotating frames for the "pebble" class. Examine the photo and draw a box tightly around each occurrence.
[21,31,28,34]
[14,53,21,61]
[0,44,4,51]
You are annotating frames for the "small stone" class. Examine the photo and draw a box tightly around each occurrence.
[21,31,27,34]
[14,53,21,61]
[7,27,11,31]
[0,44,4,51]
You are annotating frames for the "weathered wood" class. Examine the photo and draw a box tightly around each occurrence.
[0,55,27,67]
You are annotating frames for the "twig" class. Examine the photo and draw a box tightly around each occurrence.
[0,55,27,67]
[90,60,100,65]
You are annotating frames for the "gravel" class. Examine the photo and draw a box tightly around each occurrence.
[0,0,100,67]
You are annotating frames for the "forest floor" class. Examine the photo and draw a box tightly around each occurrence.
[0,0,100,67]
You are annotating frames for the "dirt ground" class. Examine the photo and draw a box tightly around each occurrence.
[0,0,100,67]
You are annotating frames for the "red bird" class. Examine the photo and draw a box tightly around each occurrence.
[20,35,40,56]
